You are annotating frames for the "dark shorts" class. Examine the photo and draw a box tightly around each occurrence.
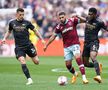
[82,41,99,57]
[15,44,37,59]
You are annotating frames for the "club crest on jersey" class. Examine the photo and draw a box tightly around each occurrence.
[93,23,96,25]
[60,26,63,29]
[86,23,96,30]
[62,27,73,34]
[68,21,72,26]
[22,24,26,26]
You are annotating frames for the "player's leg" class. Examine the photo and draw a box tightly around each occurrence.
[64,47,78,84]
[65,61,76,75]
[72,44,88,84]
[82,56,94,68]
[31,55,39,65]
[28,37,39,63]
[90,51,102,83]
[15,47,33,85]
[65,60,78,84]
[90,43,102,83]
[82,44,94,68]
[26,44,39,65]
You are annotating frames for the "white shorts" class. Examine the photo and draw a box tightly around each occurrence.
[64,44,80,61]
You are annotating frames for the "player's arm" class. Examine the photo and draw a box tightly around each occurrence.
[43,32,57,52]
[28,21,45,45]
[101,21,108,31]
[1,31,11,44]
[71,14,86,23]
[33,29,45,45]
[1,21,12,44]
[76,15,86,23]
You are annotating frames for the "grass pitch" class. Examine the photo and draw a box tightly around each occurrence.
[0,56,108,90]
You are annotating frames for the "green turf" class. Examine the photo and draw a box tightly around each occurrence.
[0,56,108,90]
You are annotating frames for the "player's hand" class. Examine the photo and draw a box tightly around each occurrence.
[1,38,6,45]
[43,45,47,52]
[41,39,46,45]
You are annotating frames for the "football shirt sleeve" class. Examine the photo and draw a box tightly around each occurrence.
[54,25,61,36]
[8,22,13,32]
[74,17,80,25]
[100,21,108,31]
[28,21,35,30]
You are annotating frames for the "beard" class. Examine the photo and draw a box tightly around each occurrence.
[61,19,66,24]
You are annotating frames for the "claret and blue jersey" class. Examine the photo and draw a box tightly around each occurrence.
[54,17,80,48]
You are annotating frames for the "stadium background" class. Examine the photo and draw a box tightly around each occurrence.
[0,0,108,56]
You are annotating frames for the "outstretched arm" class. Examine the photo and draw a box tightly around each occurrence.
[76,15,86,23]
[71,14,86,23]
[104,26,108,31]
[1,31,11,44]
[101,22,108,31]
[43,33,57,51]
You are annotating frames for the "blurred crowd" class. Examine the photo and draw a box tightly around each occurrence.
[0,0,108,39]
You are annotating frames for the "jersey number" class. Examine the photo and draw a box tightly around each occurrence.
[31,48,35,54]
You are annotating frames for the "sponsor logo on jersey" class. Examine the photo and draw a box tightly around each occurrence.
[13,23,26,31]
[62,27,73,34]
[86,23,96,30]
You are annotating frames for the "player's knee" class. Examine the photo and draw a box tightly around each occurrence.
[18,56,26,64]
[34,60,39,65]
[32,56,39,65]
[33,59,39,65]
[90,55,96,61]
[90,52,97,60]
[74,53,81,59]
[66,63,71,67]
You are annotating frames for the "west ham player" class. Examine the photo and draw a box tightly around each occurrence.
[82,7,108,83]
[1,8,45,85]
[44,11,88,84]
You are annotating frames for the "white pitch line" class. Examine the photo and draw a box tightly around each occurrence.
[51,68,68,73]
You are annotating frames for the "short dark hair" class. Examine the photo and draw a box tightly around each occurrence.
[16,8,24,13]
[89,7,97,14]
[57,11,66,16]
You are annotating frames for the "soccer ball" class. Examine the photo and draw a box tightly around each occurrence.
[57,76,68,85]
